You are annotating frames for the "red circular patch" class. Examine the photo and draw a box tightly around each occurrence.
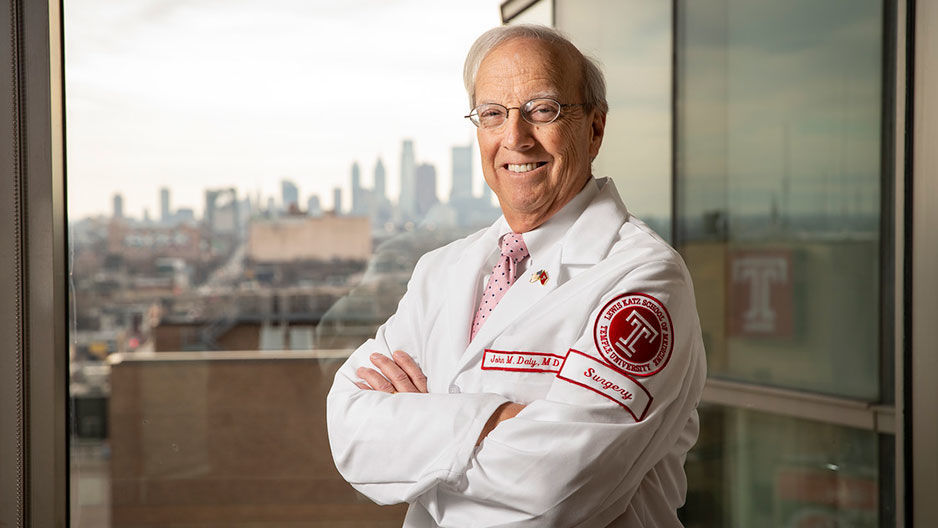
[593,293,674,377]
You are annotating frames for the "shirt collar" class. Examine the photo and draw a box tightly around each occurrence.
[494,178,599,264]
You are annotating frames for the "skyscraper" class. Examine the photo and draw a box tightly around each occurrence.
[205,188,239,231]
[333,187,343,215]
[307,195,322,217]
[415,163,438,218]
[281,180,299,212]
[374,158,386,200]
[399,139,416,218]
[159,187,171,223]
[112,193,124,219]
[350,162,363,215]
[450,144,473,201]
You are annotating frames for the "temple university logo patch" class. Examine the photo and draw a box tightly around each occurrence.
[593,293,674,377]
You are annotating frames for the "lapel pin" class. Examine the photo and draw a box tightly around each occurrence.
[529,269,549,285]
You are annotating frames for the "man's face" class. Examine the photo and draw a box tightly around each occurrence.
[474,38,605,232]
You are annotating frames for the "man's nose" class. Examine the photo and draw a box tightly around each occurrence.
[502,110,535,150]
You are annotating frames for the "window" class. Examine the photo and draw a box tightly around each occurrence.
[675,0,885,399]
[555,0,897,524]
[673,0,894,524]
[66,3,504,526]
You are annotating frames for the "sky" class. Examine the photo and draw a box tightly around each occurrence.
[64,0,504,220]
[63,0,881,224]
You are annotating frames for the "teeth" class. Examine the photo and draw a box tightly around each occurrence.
[507,163,539,173]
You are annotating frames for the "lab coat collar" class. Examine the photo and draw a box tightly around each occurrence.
[558,177,629,266]
[520,177,599,267]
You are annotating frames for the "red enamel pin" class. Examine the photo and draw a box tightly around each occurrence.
[529,269,548,285]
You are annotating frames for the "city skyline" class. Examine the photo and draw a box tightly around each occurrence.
[91,137,492,223]
[64,0,503,220]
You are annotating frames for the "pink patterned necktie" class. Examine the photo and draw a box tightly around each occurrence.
[470,233,529,341]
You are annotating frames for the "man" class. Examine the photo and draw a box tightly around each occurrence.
[327,24,706,527]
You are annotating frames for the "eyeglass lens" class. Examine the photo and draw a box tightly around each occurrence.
[471,99,561,128]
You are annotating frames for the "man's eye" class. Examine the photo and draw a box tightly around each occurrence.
[480,108,505,119]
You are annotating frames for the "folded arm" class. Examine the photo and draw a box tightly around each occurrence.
[355,350,526,446]
[326,330,509,504]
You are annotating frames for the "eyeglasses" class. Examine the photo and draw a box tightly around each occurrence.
[465,98,586,129]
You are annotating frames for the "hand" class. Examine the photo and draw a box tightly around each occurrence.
[355,350,428,394]
[476,402,526,446]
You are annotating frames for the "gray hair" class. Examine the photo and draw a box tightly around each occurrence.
[463,24,608,115]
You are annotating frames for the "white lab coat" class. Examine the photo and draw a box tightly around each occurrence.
[327,178,707,527]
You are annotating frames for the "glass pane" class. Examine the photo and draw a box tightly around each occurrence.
[681,405,886,527]
[555,0,672,240]
[675,0,884,399]
[66,2,504,526]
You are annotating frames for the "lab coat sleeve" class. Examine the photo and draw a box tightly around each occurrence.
[326,252,511,505]
[417,261,707,527]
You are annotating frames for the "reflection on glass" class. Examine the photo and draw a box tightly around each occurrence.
[681,405,883,527]
[675,0,884,399]
[556,0,672,240]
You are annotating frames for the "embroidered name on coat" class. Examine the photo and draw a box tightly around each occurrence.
[557,349,653,421]
[481,349,565,373]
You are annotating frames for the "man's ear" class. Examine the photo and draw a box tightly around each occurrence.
[588,110,606,160]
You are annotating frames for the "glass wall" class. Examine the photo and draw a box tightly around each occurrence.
[555,0,673,239]
[66,0,896,525]
[556,0,893,525]
[672,0,891,525]
[65,2,504,526]
[683,405,883,527]
[675,0,884,400]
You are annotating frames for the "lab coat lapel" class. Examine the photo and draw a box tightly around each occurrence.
[440,224,502,358]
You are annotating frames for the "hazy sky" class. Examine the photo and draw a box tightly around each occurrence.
[65,0,504,220]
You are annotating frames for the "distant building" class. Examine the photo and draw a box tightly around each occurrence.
[307,195,322,217]
[399,139,416,218]
[333,187,343,215]
[112,193,124,219]
[281,180,299,212]
[350,162,364,215]
[159,187,171,224]
[107,221,204,263]
[374,158,386,200]
[247,215,371,263]
[450,144,473,201]
[173,208,196,225]
[204,188,239,234]
[239,197,252,227]
[415,163,438,218]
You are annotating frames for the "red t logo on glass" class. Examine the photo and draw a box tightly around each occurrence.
[728,250,794,338]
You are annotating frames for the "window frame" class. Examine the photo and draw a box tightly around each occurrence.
[909,0,938,523]
[0,0,68,526]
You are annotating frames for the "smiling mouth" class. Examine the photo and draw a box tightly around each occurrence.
[505,162,548,173]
